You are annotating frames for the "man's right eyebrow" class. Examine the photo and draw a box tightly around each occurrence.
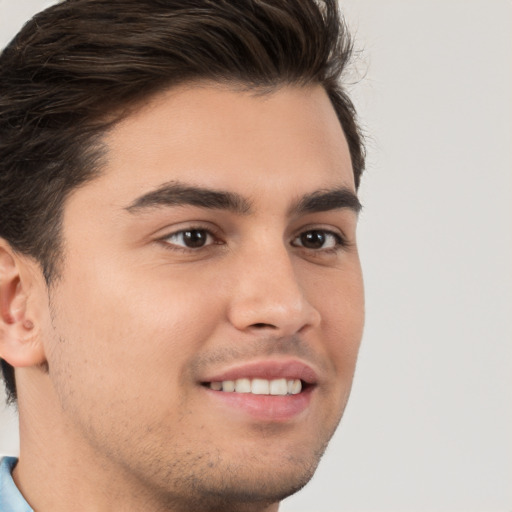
[124,182,252,215]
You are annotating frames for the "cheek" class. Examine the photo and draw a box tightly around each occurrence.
[45,259,223,408]
[311,265,365,369]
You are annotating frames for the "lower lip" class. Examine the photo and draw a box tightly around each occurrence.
[203,386,314,422]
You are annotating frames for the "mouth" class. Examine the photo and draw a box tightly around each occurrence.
[201,377,307,395]
[199,360,317,421]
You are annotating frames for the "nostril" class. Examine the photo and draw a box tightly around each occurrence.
[251,323,277,329]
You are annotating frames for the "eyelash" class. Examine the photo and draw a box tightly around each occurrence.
[290,230,347,253]
[159,226,348,254]
[160,225,222,253]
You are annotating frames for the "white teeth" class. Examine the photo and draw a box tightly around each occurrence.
[270,378,288,396]
[222,380,235,392]
[251,378,270,395]
[235,378,251,393]
[289,379,302,395]
[208,378,302,395]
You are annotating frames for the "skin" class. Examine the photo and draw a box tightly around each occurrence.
[0,83,364,512]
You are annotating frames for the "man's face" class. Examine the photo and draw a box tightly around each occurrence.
[39,84,364,508]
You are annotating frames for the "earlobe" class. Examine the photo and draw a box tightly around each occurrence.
[0,241,47,368]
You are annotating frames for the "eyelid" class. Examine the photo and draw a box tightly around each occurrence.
[154,222,351,254]
[165,229,215,248]
[158,223,224,250]
[292,230,345,250]
[291,224,348,245]
[155,220,221,238]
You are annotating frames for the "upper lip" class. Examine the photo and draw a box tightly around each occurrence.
[200,359,318,385]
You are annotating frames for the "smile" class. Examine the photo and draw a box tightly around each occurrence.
[205,378,302,395]
[199,359,318,421]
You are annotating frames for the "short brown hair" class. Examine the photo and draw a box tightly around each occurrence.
[0,0,365,403]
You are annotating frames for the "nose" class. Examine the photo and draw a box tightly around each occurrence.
[227,243,321,336]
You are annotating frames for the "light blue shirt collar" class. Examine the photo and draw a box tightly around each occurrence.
[0,457,33,512]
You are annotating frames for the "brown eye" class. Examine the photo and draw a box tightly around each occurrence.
[182,230,208,248]
[300,231,326,249]
[292,230,342,250]
[165,229,213,249]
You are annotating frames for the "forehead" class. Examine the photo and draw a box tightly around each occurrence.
[73,83,355,214]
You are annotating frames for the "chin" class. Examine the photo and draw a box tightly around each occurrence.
[158,442,327,512]
[165,465,318,512]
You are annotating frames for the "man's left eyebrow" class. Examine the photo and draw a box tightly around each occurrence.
[290,187,362,216]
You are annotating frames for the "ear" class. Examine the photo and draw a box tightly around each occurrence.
[0,240,46,368]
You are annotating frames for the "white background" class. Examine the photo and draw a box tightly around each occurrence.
[1,1,511,511]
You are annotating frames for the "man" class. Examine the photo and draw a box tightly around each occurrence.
[0,0,365,510]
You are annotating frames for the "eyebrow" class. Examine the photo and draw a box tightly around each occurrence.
[290,187,362,216]
[125,182,252,215]
[125,182,362,216]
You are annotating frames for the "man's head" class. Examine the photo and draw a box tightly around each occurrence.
[0,1,364,510]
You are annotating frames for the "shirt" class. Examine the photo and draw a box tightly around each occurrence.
[0,457,32,512]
